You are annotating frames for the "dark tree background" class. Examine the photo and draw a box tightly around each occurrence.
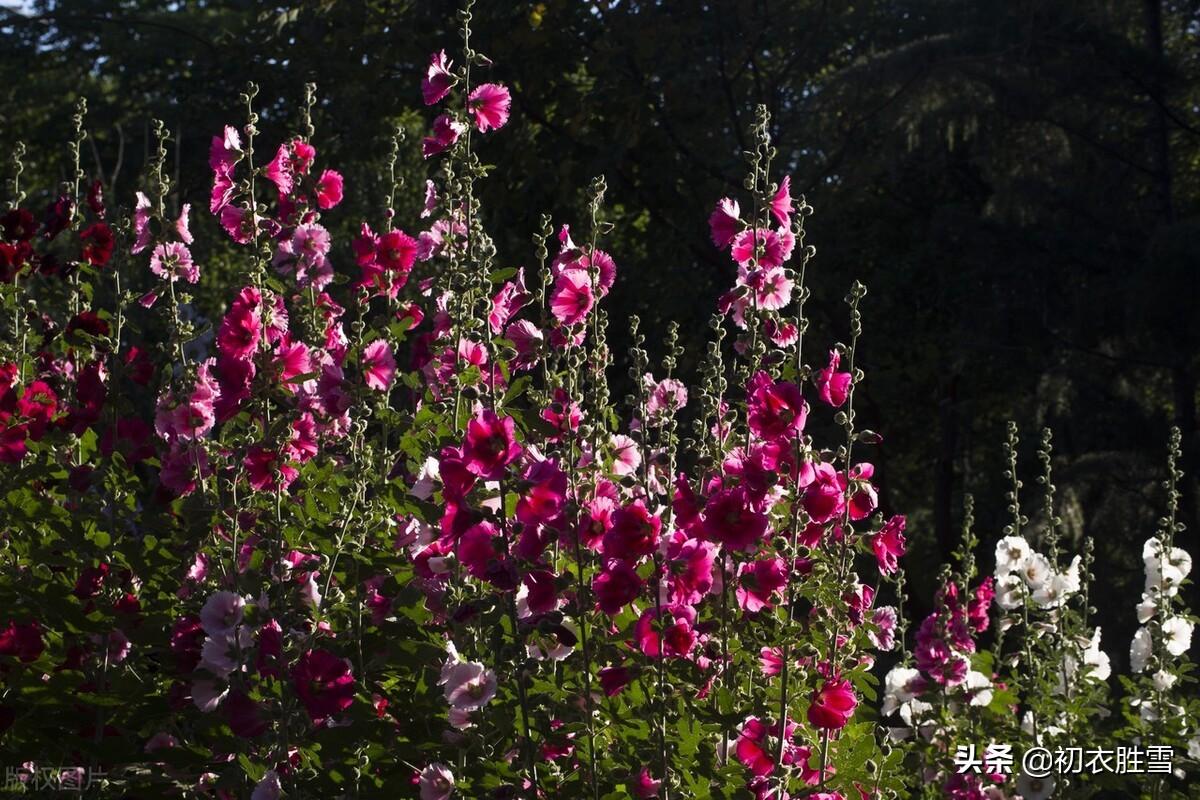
[3,0,1198,659]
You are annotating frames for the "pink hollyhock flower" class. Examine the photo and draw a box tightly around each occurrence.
[209,125,242,174]
[159,441,212,497]
[635,604,698,658]
[802,462,847,524]
[263,144,295,195]
[816,348,852,407]
[746,371,807,442]
[80,222,114,266]
[199,591,244,636]
[361,339,395,391]
[149,242,199,284]
[770,175,794,227]
[514,458,567,526]
[467,83,511,132]
[218,204,254,245]
[736,557,789,613]
[243,446,298,493]
[216,290,261,361]
[456,521,498,581]
[315,169,344,210]
[645,375,688,423]
[211,171,236,214]
[760,646,784,677]
[272,338,312,392]
[422,179,438,217]
[506,320,544,370]
[419,764,455,800]
[871,515,906,575]
[968,577,993,633]
[848,462,878,520]
[869,606,898,651]
[633,767,662,798]
[488,271,530,334]
[602,499,661,562]
[292,648,355,724]
[440,658,497,710]
[736,716,796,777]
[422,114,467,158]
[176,203,193,244]
[593,559,643,615]
[709,197,740,249]
[462,409,521,479]
[550,268,594,326]
[807,677,858,730]
[421,50,456,105]
[731,227,790,269]
[702,486,768,552]
[666,537,717,605]
[610,434,641,477]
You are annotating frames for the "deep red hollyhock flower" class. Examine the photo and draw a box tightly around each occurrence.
[1,208,36,242]
[807,677,858,730]
[0,241,30,281]
[79,222,114,266]
[602,499,661,562]
[598,665,635,696]
[256,619,284,679]
[291,648,355,724]
[593,559,643,616]
[702,486,768,552]
[0,620,45,662]
[225,690,268,738]
[73,563,109,599]
[170,615,205,673]
[86,179,106,218]
[42,194,74,241]
[461,409,521,479]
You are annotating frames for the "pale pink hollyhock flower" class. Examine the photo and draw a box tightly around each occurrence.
[149,241,199,284]
[251,770,281,800]
[770,175,794,227]
[760,646,784,677]
[131,192,153,254]
[419,763,455,800]
[467,83,511,132]
[708,197,740,248]
[439,659,498,711]
[176,203,194,244]
[422,114,467,159]
[421,50,456,105]
[448,707,475,730]
[610,434,641,477]
[191,678,228,713]
[361,339,396,391]
[200,591,245,636]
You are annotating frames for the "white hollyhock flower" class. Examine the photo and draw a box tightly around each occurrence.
[965,670,993,707]
[1130,626,1153,673]
[994,573,1024,610]
[1137,593,1158,624]
[1152,670,1177,691]
[1162,616,1194,657]
[1143,537,1192,598]
[1020,552,1052,589]
[882,666,924,716]
[995,535,1031,577]
[1188,736,1200,761]
[1082,627,1110,682]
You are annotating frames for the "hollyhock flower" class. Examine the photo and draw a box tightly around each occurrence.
[967,578,993,632]
[816,349,852,407]
[808,677,858,730]
[292,648,355,724]
[514,459,567,526]
[870,606,898,651]
[645,375,688,423]
[361,339,395,391]
[993,535,1030,577]
[462,409,521,479]
[421,50,456,105]
[731,227,790,269]
[200,591,245,636]
[736,716,800,778]
[250,770,281,800]
[1,208,35,242]
[422,114,467,158]
[149,241,199,284]
[42,194,74,241]
[243,446,298,492]
[746,371,807,442]
[419,764,455,800]
[456,521,499,581]
[847,463,878,519]
[209,124,242,174]
[217,287,262,360]
[635,604,698,658]
[315,169,344,209]
[218,204,254,245]
[467,83,511,132]
[666,536,717,605]
[1018,552,1052,589]
[871,515,906,575]
[594,559,643,615]
[550,268,594,326]
[802,462,847,524]
[702,486,768,552]
[489,271,530,334]
[191,678,228,713]
[211,171,236,215]
[709,197,741,248]
[80,222,114,266]
[517,569,559,618]
[736,557,789,613]
[262,143,295,195]
[632,767,662,798]
[881,665,926,716]
[272,338,312,391]
[0,620,44,662]
[1163,616,1194,657]
[770,175,794,227]
[602,500,661,562]
[599,665,634,696]
[440,658,497,711]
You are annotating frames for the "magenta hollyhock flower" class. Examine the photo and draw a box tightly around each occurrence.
[632,767,662,798]
[149,241,199,284]
[807,677,858,730]
[770,175,794,227]
[216,287,261,360]
[816,348,852,407]
[601,499,661,562]
[702,486,768,552]
[735,557,789,613]
[209,124,242,174]
[422,114,467,158]
[467,83,511,132]
[377,228,418,273]
[0,620,44,663]
[871,514,906,575]
[514,458,567,526]
[869,606,898,651]
[760,646,784,677]
[665,537,716,605]
[746,371,807,442]
[634,604,698,659]
[598,665,634,696]
[848,462,878,520]
[263,143,295,195]
[315,169,344,210]
[593,559,643,615]
[421,50,456,105]
[361,339,395,391]
[506,320,544,371]
[488,271,530,334]
[225,690,268,738]
[968,577,993,633]
[211,171,236,215]
[517,569,558,618]
[731,227,790,269]
[272,338,312,392]
[292,648,355,724]
[735,717,788,777]
[456,521,498,581]
[243,446,298,493]
[218,204,254,245]
[550,267,594,326]
[419,763,455,800]
[802,462,847,524]
[461,409,521,479]
[708,197,740,249]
